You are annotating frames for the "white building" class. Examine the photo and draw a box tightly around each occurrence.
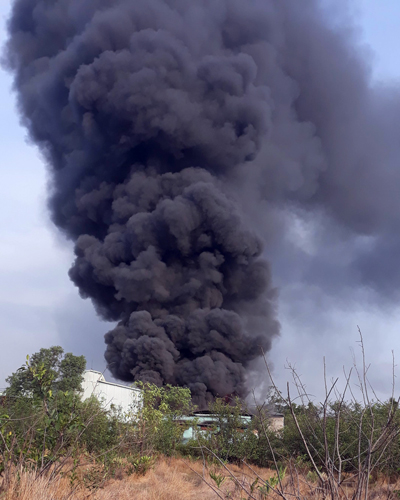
[81,370,142,416]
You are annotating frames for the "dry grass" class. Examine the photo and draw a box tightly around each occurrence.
[94,459,217,500]
[2,471,73,500]
[2,458,400,500]
[0,458,218,500]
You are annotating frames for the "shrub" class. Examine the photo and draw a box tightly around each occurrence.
[133,382,194,456]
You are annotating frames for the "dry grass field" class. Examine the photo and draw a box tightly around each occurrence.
[2,457,400,500]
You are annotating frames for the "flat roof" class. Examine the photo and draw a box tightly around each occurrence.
[84,370,141,393]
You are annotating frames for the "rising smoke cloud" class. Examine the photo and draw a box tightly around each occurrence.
[6,0,400,405]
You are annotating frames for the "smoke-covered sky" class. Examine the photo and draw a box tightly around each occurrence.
[1,0,400,402]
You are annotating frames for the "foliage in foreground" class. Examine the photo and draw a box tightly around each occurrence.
[0,346,196,493]
[2,339,400,500]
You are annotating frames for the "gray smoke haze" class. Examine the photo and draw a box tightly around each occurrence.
[5,0,400,405]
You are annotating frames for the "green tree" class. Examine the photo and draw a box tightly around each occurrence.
[1,347,88,478]
[5,346,86,398]
[203,398,258,463]
[135,382,194,456]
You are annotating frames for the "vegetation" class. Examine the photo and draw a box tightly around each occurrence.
[134,381,194,456]
[0,346,197,496]
[2,337,400,500]
[5,346,86,398]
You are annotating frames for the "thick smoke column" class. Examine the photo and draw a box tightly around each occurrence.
[6,0,400,404]
[6,0,283,405]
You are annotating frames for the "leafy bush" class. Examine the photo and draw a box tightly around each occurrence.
[0,347,122,489]
[182,398,259,464]
[133,382,194,456]
[129,455,154,475]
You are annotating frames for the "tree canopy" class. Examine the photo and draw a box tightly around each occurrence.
[5,346,86,398]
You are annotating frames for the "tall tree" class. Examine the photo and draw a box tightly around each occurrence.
[5,346,86,398]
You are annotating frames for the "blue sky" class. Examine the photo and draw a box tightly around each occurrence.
[357,0,400,83]
[0,0,400,399]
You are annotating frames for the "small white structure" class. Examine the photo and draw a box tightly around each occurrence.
[81,370,142,416]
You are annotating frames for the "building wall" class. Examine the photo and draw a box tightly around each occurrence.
[81,370,142,416]
[269,415,284,433]
[180,413,253,442]
[180,412,284,442]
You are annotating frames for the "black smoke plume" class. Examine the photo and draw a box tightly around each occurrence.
[6,0,400,405]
